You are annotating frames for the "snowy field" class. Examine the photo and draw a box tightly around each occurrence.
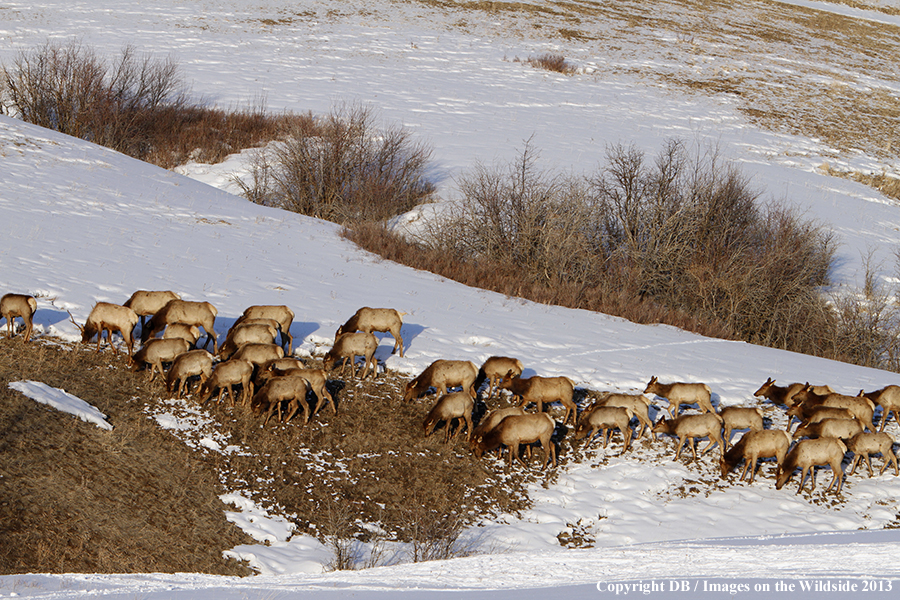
[2,0,900,597]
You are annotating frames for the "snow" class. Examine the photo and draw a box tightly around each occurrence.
[7,381,113,430]
[2,0,900,596]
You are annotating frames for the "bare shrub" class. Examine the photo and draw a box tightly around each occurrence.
[519,53,574,74]
[398,499,473,563]
[236,104,435,224]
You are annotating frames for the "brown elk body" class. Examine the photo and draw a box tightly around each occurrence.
[423,391,475,442]
[753,377,833,407]
[130,338,190,381]
[231,343,285,367]
[472,413,557,470]
[793,417,864,441]
[574,405,633,452]
[198,358,254,406]
[166,349,214,399]
[323,332,379,379]
[80,302,139,354]
[594,393,653,439]
[471,407,527,442]
[234,305,294,354]
[336,307,404,357]
[474,356,524,399]
[162,323,202,346]
[859,386,900,432]
[250,376,312,426]
[776,437,848,494]
[498,374,577,426]
[218,323,278,360]
[786,404,854,432]
[652,413,725,462]
[644,376,714,418]
[123,290,181,329]
[142,299,218,353]
[791,386,876,432]
[720,429,791,483]
[719,406,764,450]
[404,359,478,401]
[257,367,335,415]
[846,432,899,477]
[1,293,37,342]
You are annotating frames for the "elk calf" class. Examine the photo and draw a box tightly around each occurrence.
[719,406,763,450]
[1,293,37,342]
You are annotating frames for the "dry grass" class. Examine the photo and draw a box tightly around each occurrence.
[518,53,575,74]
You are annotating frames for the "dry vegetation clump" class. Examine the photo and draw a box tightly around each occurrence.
[519,53,575,74]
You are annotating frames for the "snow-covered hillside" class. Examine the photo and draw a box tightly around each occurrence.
[3,0,900,597]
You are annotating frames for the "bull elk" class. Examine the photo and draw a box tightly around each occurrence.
[76,302,139,355]
[719,429,791,483]
[498,374,577,426]
[644,376,714,418]
[1,293,37,342]
[233,305,294,354]
[123,290,181,330]
[775,437,847,494]
[336,307,405,357]
[474,356,524,399]
[141,299,218,353]
[404,359,478,401]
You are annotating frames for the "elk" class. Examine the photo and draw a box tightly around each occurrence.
[336,307,405,357]
[776,437,848,494]
[574,405,633,452]
[651,413,725,462]
[198,359,254,406]
[250,376,311,426]
[791,386,877,432]
[753,377,833,407]
[256,367,335,415]
[474,356,524,399]
[498,374,577,426]
[423,391,475,442]
[858,386,900,432]
[719,429,791,483]
[719,406,763,450]
[644,376,714,418]
[123,290,181,330]
[323,332,379,379]
[404,359,478,401]
[794,417,864,442]
[233,305,294,354]
[471,406,526,441]
[471,412,557,470]
[846,432,898,477]
[166,349,214,399]
[786,405,854,432]
[77,302,140,354]
[1,293,37,342]
[141,299,218,353]
[590,393,653,439]
[231,343,285,367]
[218,323,278,360]
[130,338,190,381]
[163,323,202,346]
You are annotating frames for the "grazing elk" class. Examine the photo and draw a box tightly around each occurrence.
[130,338,190,381]
[471,412,557,470]
[474,356,524,399]
[232,342,285,367]
[791,386,877,432]
[141,299,218,353]
[583,393,653,439]
[323,332,379,379]
[846,432,899,477]
[1,293,37,342]
[786,404,854,433]
[250,376,311,427]
[423,391,475,442]
[218,322,278,360]
[793,417,864,442]
[166,349,214,399]
[257,367,335,415]
[471,406,527,442]
[574,405,633,452]
[123,290,181,330]
[77,302,140,354]
[336,307,405,357]
[198,358,254,406]
[162,323,202,347]
[652,413,725,462]
[858,386,900,432]
[775,437,848,494]
[719,429,792,483]
[644,376,714,418]
[233,305,294,354]
[753,377,833,407]
[719,406,764,450]
[404,359,478,401]
[498,374,577,426]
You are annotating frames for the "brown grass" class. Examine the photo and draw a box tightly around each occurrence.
[519,53,575,74]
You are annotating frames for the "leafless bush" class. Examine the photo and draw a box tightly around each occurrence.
[399,501,473,563]
[236,104,435,224]
[521,53,574,74]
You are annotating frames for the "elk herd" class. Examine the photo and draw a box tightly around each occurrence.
[2,290,899,497]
